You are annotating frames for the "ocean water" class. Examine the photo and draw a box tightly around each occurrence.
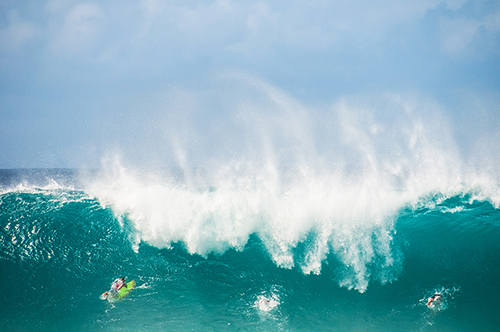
[1,166,499,332]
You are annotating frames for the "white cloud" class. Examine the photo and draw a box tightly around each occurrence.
[245,2,275,35]
[35,0,484,63]
[443,0,467,11]
[440,17,480,55]
[48,3,103,56]
[138,0,167,36]
[483,8,500,33]
[439,6,500,57]
[137,0,458,58]
[45,0,78,13]
[0,10,35,52]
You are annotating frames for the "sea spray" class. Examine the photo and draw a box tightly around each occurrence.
[84,85,477,292]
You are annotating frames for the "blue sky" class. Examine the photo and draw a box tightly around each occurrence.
[1,0,499,168]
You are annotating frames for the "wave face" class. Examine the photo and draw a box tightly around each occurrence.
[1,168,500,331]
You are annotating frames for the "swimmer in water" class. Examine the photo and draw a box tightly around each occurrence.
[100,277,127,300]
[111,278,127,291]
[259,298,271,306]
[427,293,443,308]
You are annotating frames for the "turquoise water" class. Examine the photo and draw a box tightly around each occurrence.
[1,169,500,331]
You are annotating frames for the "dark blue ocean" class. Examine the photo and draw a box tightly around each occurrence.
[1,167,499,331]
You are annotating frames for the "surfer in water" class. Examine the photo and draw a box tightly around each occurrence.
[426,293,443,309]
[100,278,127,300]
